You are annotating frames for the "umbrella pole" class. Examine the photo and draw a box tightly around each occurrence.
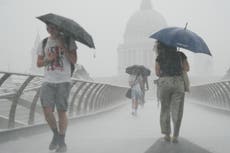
[184,22,188,30]
[178,22,188,51]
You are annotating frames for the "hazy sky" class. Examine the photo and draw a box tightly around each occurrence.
[0,0,230,77]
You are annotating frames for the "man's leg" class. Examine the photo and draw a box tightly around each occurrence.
[55,82,70,152]
[58,110,68,135]
[54,110,68,153]
[43,107,59,150]
[43,107,58,129]
[40,83,59,150]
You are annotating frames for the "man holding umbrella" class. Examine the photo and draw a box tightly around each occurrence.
[36,13,95,152]
[37,22,77,152]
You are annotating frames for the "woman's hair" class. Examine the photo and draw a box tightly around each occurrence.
[155,41,182,76]
[156,41,177,54]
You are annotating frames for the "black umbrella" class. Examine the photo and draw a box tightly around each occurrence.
[37,13,95,48]
[126,65,151,76]
[126,65,140,75]
[138,65,151,76]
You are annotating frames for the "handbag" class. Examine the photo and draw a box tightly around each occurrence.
[125,88,132,99]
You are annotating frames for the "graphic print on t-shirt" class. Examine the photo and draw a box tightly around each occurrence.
[46,46,64,71]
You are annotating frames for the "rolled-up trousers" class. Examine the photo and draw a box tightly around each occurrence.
[158,76,185,137]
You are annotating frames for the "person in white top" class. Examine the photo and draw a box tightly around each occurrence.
[128,70,144,116]
[37,23,77,152]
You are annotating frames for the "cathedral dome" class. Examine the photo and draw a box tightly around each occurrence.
[124,0,167,42]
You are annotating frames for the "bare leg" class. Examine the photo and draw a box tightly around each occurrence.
[57,110,68,135]
[132,100,135,109]
[134,100,138,110]
[43,107,57,129]
[43,107,59,150]
[132,99,138,116]
[56,110,68,152]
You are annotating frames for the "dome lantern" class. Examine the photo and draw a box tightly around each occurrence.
[140,0,153,10]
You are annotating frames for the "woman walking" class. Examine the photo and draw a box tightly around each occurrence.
[128,70,144,116]
[155,41,189,143]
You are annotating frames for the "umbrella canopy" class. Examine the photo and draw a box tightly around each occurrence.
[126,65,151,76]
[37,13,95,48]
[126,65,140,75]
[150,27,211,56]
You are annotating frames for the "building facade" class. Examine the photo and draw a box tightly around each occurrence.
[117,0,167,75]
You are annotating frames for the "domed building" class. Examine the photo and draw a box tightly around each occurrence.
[117,0,167,75]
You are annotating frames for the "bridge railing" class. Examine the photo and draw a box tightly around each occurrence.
[0,71,128,130]
[188,79,230,110]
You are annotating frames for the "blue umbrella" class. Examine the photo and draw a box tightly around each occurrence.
[150,26,211,56]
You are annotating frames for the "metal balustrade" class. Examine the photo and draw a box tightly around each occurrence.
[188,79,230,110]
[0,71,128,130]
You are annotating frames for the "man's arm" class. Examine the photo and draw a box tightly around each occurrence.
[37,55,50,67]
[37,52,55,67]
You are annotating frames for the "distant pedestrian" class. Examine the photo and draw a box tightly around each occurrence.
[128,70,144,116]
[139,75,149,106]
[154,41,189,143]
[37,23,77,152]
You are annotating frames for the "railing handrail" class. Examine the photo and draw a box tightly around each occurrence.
[0,71,129,130]
[189,80,230,110]
[0,71,128,88]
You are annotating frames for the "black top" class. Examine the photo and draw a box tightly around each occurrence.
[156,51,186,77]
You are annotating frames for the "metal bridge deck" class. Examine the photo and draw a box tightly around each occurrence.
[0,98,230,153]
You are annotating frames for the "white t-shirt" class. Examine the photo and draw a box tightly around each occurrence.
[37,37,77,83]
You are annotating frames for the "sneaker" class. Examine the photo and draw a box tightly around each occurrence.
[163,135,171,142]
[49,134,59,150]
[55,143,67,153]
[171,136,178,143]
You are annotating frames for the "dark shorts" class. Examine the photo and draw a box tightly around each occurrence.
[40,82,71,111]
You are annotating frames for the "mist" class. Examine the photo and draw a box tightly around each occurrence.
[0,0,229,77]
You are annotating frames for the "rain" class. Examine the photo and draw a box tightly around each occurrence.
[0,0,229,77]
[0,0,230,153]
